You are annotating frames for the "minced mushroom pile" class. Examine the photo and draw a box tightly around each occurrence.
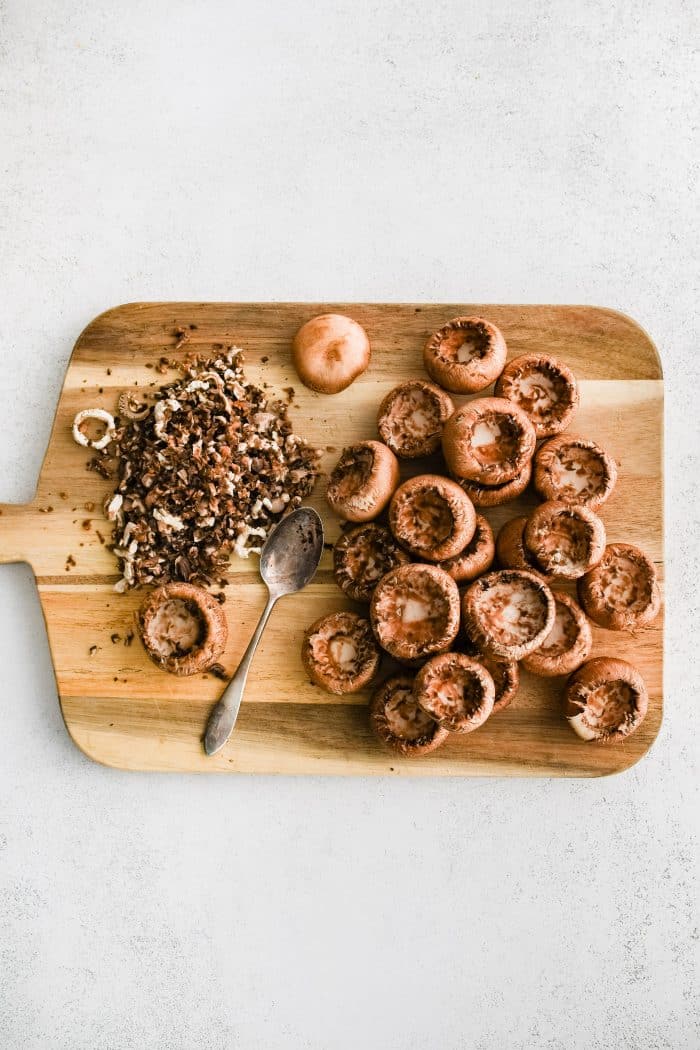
[99,348,321,590]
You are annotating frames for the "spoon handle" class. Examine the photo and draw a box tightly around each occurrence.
[203,593,277,756]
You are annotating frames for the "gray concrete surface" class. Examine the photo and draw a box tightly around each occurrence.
[0,2,698,1047]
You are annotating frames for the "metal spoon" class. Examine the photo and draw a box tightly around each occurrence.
[203,506,324,756]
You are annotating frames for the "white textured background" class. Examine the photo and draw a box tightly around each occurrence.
[0,2,698,1048]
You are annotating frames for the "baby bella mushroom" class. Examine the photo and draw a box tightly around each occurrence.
[438,513,495,583]
[442,397,536,486]
[302,611,380,694]
[456,457,532,509]
[565,657,649,743]
[292,313,370,394]
[389,474,476,562]
[521,592,592,677]
[534,434,618,511]
[461,636,520,713]
[333,523,410,603]
[523,501,606,580]
[377,380,454,458]
[577,542,661,631]
[496,517,548,578]
[369,674,449,757]
[495,353,578,439]
[462,569,556,661]
[326,440,400,522]
[136,582,227,676]
[414,652,495,734]
[423,316,507,394]
[370,563,460,663]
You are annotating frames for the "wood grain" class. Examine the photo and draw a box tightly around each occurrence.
[0,303,663,775]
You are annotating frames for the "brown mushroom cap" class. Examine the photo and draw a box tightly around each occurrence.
[370,563,460,662]
[565,657,648,743]
[521,592,593,677]
[496,516,548,578]
[369,674,449,756]
[423,316,507,394]
[414,652,495,733]
[442,397,536,485]
[326,440,400,522]
[438,513,495,582]
[461,569,556,661]
[333,523,411,602]
[534,434,618,510]
[292,313,370,394]
[460,635,519,713]
[136,582,227,676]
[495,353,579,438]
[524,501,606,580]
[577,543,661,631]
[301,611,380,694]
[456,457,532,508]
[388,474,476,561]
[377,380,454,458]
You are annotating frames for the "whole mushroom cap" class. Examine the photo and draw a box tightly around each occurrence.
[292,313,370,394]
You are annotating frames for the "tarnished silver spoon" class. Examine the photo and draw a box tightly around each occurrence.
[203,506,324,756]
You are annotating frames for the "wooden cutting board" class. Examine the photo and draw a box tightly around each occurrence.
[0,303,663,776]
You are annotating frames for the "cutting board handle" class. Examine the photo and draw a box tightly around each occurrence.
[0,502,36,565]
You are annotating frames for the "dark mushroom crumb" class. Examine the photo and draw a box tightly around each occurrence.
[110,633,121,644]
[82,519,91,530]
[95,529,105,545]
[89,644,98,656]
[209,663,228,680]
[124,631,134,647]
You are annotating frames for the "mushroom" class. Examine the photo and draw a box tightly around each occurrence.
[136,582,227,676]
[369,674,449,756]
[376,380,454,458]
[326,440,400,522]
[456,457,532,508]
[388,474,476,562]
[495,516,548,578]
[461,635,519,713]
[301,611,380,694]
[534,434,618,511]
[577,542,661,631]
[442,397,536,485]
[72,408,116,451]
[333,523,411,602]
[565,657,649,743]
[461,569,556,661]
[524,501,606,580]
[292,313,370,394]
[495,353,578,438]
[438,513,495,583]
[370,563,460,663]
[414,652,495,733]
[521,593,592,677]
[423,316,507,393]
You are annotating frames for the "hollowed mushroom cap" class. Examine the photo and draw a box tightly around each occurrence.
[377,380,454,458]
[438,513,495,583]
[461,635,520,713]
[461,569,556,661]
[456,457,532,508]
[577,543,661,631]
[414,652,495,734]
[565,657,648,743]
[292,313,370,394]
[495,517,548,578]
[301,611,381,694]
[370,563,460,662]
[423,316,507,394]
[521,592,592,677]
[495,353,578,438]
[369,674,449,756]
[136,582,227,676]
[442,397,536,485]
[524,501,606,580]
[333,523,411,602]
[534,434,618,511]
[389,474,476,561]
[326,440,400,522]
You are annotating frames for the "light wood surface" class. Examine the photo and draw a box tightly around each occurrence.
[0,303,663,775]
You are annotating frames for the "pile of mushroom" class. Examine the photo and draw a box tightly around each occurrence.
[298,314,659,757]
